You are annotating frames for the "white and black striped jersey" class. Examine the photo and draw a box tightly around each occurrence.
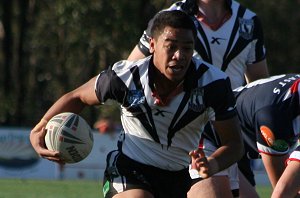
[138,0,266,89]
[233,74,300,156]
[94,56,236,171]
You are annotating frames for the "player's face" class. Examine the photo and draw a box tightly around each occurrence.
[150,26,194,83]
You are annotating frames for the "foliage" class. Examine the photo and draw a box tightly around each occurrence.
[0,0,166,127]
[239,0,300,74]
[0,0,300,127]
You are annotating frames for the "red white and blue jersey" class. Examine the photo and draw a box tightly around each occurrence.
[234,74,300,156]
[138,0,266,89]
[94,56,236,171]
[288,145,300,163]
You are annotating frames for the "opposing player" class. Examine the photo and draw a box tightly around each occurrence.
[271,145,300,198]
[30,10,243,198]
[233,74,300,191]
[127,0,269,197]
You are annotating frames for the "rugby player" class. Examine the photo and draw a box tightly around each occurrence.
[30,10,243,198]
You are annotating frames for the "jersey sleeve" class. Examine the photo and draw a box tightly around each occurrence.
[137,20,153,56]
[246,16,266,64]
[255,106,297,156]
[288,145,300,163]
[94,65,127,104]
[204,77,237,121]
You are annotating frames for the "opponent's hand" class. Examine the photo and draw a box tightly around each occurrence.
[30,119,64,164]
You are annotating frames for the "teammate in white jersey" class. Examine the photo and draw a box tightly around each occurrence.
[272,145,300,198]
[127,0,269,197]
[30,10,243,198]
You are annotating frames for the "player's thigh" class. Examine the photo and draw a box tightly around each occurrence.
[238,170,259,198]
[188,176,233,198]
[113,189,154,198]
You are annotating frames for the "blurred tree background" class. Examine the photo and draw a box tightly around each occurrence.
[0,0,299,128]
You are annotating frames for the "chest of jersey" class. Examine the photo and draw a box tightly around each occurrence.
[120,86,210,146]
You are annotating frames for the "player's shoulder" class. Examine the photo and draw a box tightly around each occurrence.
[167,0,197,14]
[112,56,151,73]
[192,57,229,85]
[231,0,257,19]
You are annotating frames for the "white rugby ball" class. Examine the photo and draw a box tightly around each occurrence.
[45,112,94,163]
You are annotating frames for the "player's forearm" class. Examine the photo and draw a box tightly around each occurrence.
[209,142,244,176]
[42,92,86,121]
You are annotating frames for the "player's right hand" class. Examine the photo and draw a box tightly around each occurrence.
[30,119,64,164]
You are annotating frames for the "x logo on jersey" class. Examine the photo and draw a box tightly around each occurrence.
[211,37,226,45]
[154,109,171,117]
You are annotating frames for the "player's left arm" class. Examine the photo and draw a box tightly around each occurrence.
[245,59,269,83]
[245,15,269,83]
[192,116,244,179]
[209,116,244,176]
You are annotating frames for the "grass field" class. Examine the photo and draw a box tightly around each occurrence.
[0,179,272,198]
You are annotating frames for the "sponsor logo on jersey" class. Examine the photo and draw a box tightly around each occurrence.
[272,139,289,152]
[260,126,289,152]
[189,88,205,112]
[211,37,226,45]
[260,126,275,147]
[239,18,254,40]
[127,90,145,107]
[154,108,171,117]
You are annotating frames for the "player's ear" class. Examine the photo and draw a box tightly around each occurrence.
[149,37,155,54]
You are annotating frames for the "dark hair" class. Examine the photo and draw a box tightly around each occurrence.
[150,10,197,40]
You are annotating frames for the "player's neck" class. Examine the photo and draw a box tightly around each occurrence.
[197,0,231,30]
[197,0,229,24]
[153,69,183,98]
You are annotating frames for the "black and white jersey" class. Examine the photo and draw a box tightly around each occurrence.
[234,74,300,156]
[94,56,236,171]
[138,0,266,89]
[288,145,300,163]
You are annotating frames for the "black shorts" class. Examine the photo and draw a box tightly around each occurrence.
[237,141,258,186]
[102,151,192,198]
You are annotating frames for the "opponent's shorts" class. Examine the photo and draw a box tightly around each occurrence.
[102,150,192,198]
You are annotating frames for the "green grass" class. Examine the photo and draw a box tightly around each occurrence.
[0,179,271,198]
[257,185,272,198]
[0,179,103,198]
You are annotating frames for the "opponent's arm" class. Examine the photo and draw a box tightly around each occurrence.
[271,160,300,198]
[260,153,289,188]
